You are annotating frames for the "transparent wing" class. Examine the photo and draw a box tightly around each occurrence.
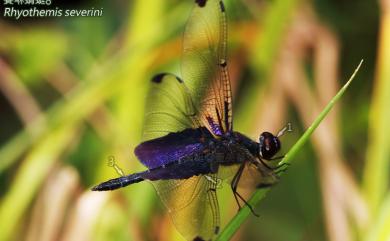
[142,73,201,142]
[152,175,220,241]
[241,162,280,189]
[251,161,280,188]
[182,0,233,136]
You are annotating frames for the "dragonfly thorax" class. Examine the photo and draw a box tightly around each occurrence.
[259,132,281,160]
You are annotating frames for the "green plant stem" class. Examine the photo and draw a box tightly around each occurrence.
[215,59,363,241]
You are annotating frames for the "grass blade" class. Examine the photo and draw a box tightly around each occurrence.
[365,192,390,241]
[362,5,390,214]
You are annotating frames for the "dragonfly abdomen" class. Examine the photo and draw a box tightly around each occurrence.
[141,153,215,181]
[92,173,144,191]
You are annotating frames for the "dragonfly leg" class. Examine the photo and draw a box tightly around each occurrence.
[258,157,290,172]
[231,163,244,210]
[230,163,260,217]
[258,157,279,171]
[276,162,290,171]
[269,155,284,160]
[275,168,288,175]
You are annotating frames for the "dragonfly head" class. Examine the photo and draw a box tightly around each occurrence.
[259,132,281,160]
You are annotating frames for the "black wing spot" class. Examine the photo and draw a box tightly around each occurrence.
[195,0,207,7]
[193,237,206,241]
[219,1,225,12]
[151,73,167,83]
[215,226,220,234]
[175,76,184,83]
[224,101,229,129]
[219,59,227,67]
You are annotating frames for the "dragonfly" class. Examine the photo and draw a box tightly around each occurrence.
[92,0,289,240]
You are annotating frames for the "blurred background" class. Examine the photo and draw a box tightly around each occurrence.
[0,0,389,240]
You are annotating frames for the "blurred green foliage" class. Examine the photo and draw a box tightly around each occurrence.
[0,0,388,241]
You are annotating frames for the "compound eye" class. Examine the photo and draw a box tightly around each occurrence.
[259,132,281,160]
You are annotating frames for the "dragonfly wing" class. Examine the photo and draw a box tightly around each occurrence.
[152,174,220,241]
[141,73,201,142]
[251,161,280,188]
[182,0,233,136]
